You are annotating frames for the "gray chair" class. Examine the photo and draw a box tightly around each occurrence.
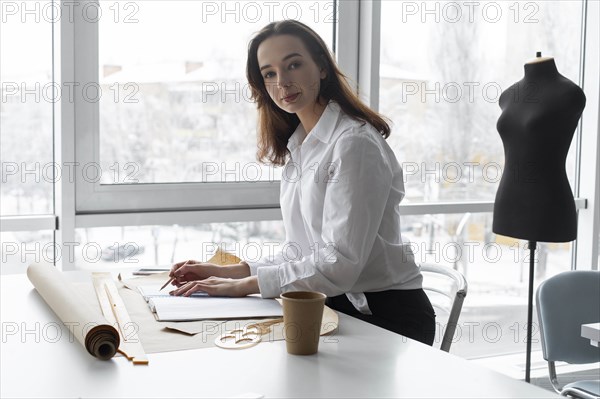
[420,263,468,352]
[536,270,600,399]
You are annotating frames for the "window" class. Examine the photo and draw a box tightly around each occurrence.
[1,230,56,274]
[379,0,583,203]
[73,0,336,213]
[1,0,54,215]
[73,220,285,270]
[99,1,333,185]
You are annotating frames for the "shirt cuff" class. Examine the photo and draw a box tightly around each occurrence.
[245,260,263,276]
[257,266,282,298]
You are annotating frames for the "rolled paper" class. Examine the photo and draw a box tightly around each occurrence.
[27,263,120,360]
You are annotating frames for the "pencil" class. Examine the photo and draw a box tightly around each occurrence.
[160,260,188,291]
[159,276,175,291]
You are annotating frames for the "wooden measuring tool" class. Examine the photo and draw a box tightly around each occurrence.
[215,306,339,350]
[92,273,149,365]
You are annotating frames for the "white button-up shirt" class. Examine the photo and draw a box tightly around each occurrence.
[246,101,422,314]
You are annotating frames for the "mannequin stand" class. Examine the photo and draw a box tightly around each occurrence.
[525,240,536,382]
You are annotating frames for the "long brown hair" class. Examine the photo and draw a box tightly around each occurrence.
[246,20,391,167]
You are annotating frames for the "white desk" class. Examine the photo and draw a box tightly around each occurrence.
[0,271,557,398]
[582,323,600,347]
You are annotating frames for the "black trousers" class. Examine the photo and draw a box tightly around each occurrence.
[326,289,436,346]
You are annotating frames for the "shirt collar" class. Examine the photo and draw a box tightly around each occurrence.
[286,123,306,152]
[286,101,341,151]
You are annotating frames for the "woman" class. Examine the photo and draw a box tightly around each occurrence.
[169,20,436,345]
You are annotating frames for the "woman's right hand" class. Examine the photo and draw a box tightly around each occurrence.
[169,261,220,287]
[168,260,251,287]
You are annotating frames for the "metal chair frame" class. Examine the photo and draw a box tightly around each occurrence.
[420,263,468,352]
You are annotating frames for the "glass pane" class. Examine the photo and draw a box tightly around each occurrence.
[403,212,573,358]
[379,0,583,202]
[1,0,54,215]
[98,1,335,184]
[1,230,55,274]
[73,220,285,270]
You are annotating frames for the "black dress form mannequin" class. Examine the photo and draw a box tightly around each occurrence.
[492,54,586,383]
[493,56,586,241]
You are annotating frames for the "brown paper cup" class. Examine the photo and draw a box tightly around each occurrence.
[281,291,326,355]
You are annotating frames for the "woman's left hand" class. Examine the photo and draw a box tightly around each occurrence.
[169,276,259,298]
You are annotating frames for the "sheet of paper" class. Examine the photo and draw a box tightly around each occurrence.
[72,279,337,353]
[149,295,284,322]
[138,284,208,301]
